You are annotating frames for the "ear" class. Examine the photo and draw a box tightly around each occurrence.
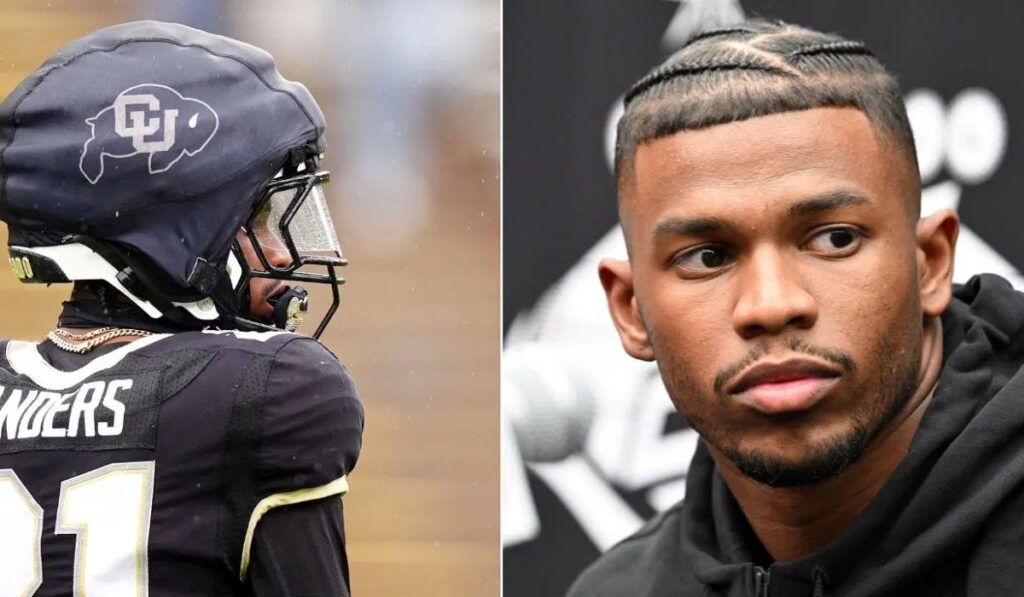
[916,208,959,317]
[598,258,655,361]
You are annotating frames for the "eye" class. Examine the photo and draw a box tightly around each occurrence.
[672,245,733,274]
[804,227,863,256]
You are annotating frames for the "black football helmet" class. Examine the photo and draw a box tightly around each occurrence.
[0,21,346,338]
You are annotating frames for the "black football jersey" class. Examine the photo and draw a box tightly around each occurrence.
[0,330,363,596]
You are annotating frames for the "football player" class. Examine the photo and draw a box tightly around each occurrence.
[0,21,363,596]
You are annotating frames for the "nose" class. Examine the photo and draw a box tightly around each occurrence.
[731,245,818,339]
[263,243,293,270]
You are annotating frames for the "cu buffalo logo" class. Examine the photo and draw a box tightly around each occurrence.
[78,84,219,184]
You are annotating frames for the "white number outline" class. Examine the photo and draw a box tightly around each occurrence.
[0,462,154,597]
[0,470,43,597]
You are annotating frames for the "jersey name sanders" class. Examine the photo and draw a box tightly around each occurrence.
[0,379,131,440]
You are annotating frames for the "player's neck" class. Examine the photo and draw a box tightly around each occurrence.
[710,317,944,563]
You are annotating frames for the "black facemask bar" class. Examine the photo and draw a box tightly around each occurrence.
[233,157,347,339]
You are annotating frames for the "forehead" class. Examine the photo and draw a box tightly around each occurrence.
[622,107,909,231]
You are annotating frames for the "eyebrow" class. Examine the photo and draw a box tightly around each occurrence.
[788,190,871,217]
[651,216,728,243]
[650,190,872,243]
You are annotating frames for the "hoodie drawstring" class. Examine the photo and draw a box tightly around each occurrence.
[812,565,827,597]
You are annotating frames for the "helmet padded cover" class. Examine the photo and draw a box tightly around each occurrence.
[0,20,326,292]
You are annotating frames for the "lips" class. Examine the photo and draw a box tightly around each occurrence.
[250,281,287,320]
[727,359,842,415]
[266,283,288,302]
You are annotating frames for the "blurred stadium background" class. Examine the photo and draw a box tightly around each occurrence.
[0,1,499,595]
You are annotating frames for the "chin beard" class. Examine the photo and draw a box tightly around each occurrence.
[669,327,922,488]
[725,424,870,487]
[720,344,918,488]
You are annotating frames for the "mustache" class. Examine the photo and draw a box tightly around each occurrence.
[712,338,857,395]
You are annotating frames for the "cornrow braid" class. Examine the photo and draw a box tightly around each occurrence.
[625,59,793,106]
[683,27,757,46]
[786,40,874,61]
[614,17,918,202]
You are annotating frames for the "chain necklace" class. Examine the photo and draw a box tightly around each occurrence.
[46,326,155,354]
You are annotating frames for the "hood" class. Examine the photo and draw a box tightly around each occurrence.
[678,273,1024,596]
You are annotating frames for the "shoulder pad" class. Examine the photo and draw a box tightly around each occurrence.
[258,337,363,495]
[132,329,302,358]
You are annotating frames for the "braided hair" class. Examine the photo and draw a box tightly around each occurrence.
[616,19,917,199]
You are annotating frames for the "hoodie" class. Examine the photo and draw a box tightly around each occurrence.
[568,274,1024,597]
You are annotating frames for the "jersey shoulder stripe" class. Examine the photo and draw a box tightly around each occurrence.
[5,334,171,390]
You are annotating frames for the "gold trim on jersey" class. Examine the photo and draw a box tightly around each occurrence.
[238,475,350,581]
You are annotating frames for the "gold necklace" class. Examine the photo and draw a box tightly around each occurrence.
[50,327,120,341]
[46,327,155,354]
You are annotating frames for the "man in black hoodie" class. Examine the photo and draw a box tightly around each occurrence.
[570,19,1024,596]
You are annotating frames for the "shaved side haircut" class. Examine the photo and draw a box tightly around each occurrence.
[615,18,919,209]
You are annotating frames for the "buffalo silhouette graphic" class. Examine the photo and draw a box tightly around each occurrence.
[79,84,219,184]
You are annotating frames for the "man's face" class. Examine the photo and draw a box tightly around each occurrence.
[606,107,933,487]
[236,229,293,322]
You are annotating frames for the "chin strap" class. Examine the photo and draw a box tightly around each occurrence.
[186,256,241,331]
[71,236,205,330]
[63,237,316,336]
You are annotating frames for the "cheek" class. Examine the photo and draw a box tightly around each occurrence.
[637,278,728,407]
[823,237,921,332]
[808,238,923,392]
[235,234,257,266]
[640,276,714,353]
